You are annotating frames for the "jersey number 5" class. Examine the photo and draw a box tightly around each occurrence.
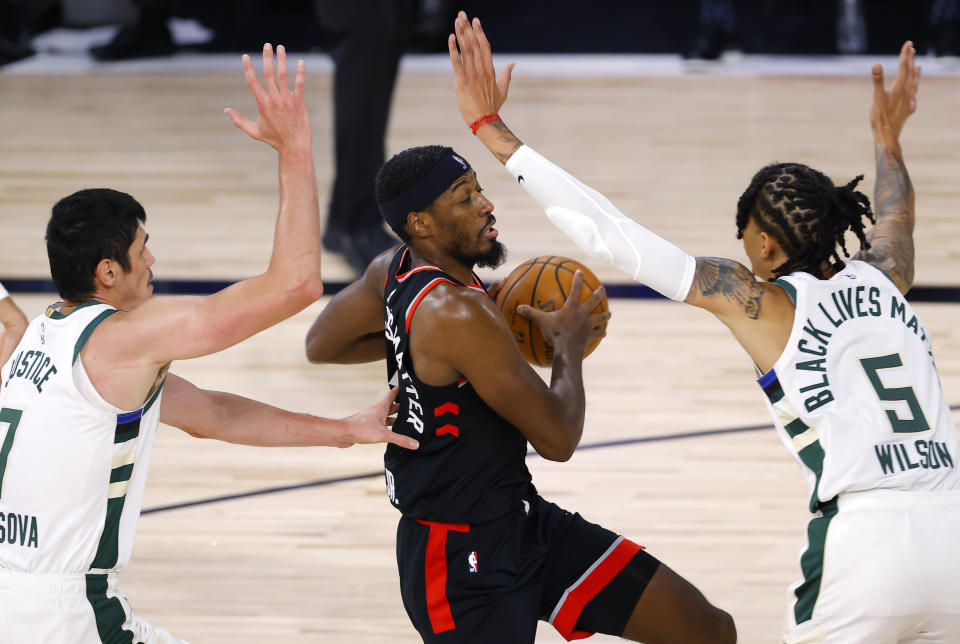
[859,353,930,434]
[0,407,23,500]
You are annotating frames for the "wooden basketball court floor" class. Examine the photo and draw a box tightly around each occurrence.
[1,50,959,642]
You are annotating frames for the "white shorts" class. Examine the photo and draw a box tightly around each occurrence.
[0,569,187,644]
[781,488,960,644]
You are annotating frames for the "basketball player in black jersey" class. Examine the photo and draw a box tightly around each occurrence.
[305,148,735,642]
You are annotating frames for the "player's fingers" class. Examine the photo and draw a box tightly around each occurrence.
[589,311,611,326]
[261,43,278,95]
[377,386,400,412]
[565,271,585,304]
[241,53,266,100]
[516,304,544,321]
[871,63,885,101]
[455,13,475,70]
[584,285,606,310]
[224,108,256,136]
[497,62,515,99]
[475,16,493,58]
[898,40,913,79]
[294,59,306,97]
[388,430,419,450]
[448,32,462,73]
[276,44,288,91]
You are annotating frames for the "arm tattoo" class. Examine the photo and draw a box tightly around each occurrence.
[856,141,915,290]
[692,258,765,320]
[487,121,523,164]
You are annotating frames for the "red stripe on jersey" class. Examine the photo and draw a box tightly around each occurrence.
[405,277,458,333]
[415,519,470,634]
[457,377,468,387]
[550,538,643,641]
[436,424,459,437]
[434,402,459,417]
[395,249,442,283]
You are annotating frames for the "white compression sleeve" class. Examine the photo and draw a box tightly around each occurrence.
[504,145,696,302]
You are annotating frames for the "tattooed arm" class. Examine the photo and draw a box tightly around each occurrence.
[853,41,920,295]
[684,258,795,372]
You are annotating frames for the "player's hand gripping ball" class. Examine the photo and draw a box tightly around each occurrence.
[494,256,608,366]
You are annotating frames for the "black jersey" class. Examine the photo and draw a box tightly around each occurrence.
[383,246,532,524]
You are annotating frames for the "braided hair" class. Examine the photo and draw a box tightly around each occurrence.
[735,163,875,279]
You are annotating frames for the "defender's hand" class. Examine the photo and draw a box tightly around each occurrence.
[871,41,920,147]
[224,43,311,151]
[449,11,515,127]
[517,271,609,353]
[337,387,419,450]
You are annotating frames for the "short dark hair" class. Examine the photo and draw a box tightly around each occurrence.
[46,188,146,302]
[375,145,456,243]
[735,163,875,279]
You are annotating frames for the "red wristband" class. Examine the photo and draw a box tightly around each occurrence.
[469,113,501,134]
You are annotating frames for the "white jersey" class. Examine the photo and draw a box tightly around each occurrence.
[0,301,163,574]
[759,260,960,512]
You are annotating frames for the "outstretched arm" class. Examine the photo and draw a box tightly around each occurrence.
[0,286,28,383]
[160,373,418,450]
[102,45,324,364]
[449,13,794,371]
[854,41,920,294]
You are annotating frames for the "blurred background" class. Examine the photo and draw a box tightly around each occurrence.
[1,0,957,67]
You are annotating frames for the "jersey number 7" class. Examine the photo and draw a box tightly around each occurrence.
[0,407,23,500]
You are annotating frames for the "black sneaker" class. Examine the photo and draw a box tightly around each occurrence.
[91,22,175,61]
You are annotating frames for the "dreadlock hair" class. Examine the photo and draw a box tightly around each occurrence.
[375,145,456,244]
[735,163,876,279]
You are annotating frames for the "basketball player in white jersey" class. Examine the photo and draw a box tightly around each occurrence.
[0,45,416,644]
[451,14,959,643]
[0,282,28,381]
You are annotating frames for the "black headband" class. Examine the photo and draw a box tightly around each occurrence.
[379,153,472,230]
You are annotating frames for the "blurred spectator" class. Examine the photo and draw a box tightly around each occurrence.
[314,0,456,273]
[0,0,37,66]
[686,0,736,60]
[90,0,175,60]
[931,0,959,56]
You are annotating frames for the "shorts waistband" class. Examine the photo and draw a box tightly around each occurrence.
[837,487,960,512]
[0,569,118,596]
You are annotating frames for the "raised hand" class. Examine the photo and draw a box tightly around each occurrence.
[224,43,311,151]
[448,11,515,127]
[517,271,609,353]
[337,387,419,450]
[871,41,921,147]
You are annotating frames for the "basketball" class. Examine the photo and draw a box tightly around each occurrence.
[494,256,608,367]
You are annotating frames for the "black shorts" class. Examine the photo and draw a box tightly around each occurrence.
[396,492,661,643]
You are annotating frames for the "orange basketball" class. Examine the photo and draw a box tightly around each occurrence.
[494,256,608,367]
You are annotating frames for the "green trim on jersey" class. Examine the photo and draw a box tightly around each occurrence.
[109,464,134,484]
[142,378,165,414]
[774,278,797,305]
[91,497,126,570]
[45,299,101,321]
[73,309,119,364]
[793,498,838,625]
[85,574,135,644]
[783,418,828,513]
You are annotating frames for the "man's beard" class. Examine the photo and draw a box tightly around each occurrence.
[452,239,507,271]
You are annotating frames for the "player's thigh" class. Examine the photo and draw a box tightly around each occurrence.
[620,561,735,644]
